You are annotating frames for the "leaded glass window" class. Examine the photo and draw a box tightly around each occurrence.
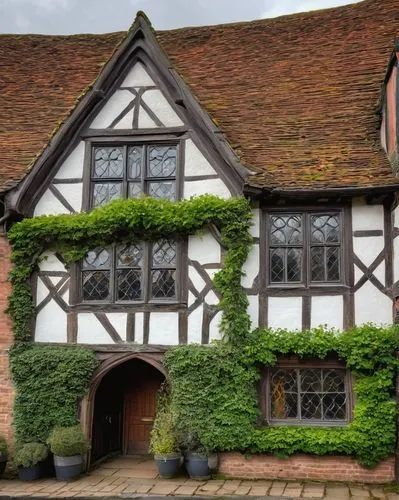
[81,241,178,302]
[268,212,342,285]
[269,367,348,424]
[90,144,178,208]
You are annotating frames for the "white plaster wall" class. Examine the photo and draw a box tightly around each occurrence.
[34,190,70,216]
[106,313,127,342]
[148,312,179,344]
[121,62,155,87]
[36,277,48,307]
[187,305,203,344]
[188,231,221,265]
[38,252,65,272]
[355,281,393,326]
[247,295,259,329]
[393,206,399,283]
[184,178,231,199]
[135,312,144,344]
[209,311,222,341]
[54,142,85,179]
[90,90,133,129]
[250,208,260,238]
[56,183,83,212]
[242,244,259,288]
[353,236,384,268]
[77,313,114,344]
[141,89,183,127]
[184,139,218,177]
[352,199,384,231]
[268,297,302,331]
[189,266,206,293]
[204,290,219,306]
[311,295,343,330]
[35,300,67,343]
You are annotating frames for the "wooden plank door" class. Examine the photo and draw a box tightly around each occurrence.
[124,366,163,454]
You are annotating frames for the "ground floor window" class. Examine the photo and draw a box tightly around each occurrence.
[262,364,350,425]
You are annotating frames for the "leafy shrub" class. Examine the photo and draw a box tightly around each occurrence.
[47,426,88,457]
[0,435,8,457]
[150,385,178,455]
[13,442,48,468]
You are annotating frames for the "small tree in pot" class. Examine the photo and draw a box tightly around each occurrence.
[149,385,181,478]
[14,442,48,481]
[47,425,88,480]
[0,435,7,479]
[178,430,211,480]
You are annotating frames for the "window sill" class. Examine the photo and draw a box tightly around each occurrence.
[261,419,349,428]
[69,302,187,313]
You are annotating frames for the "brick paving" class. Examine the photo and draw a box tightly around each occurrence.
[0,455,398,498]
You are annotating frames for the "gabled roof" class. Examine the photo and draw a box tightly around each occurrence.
[1,0,399,195]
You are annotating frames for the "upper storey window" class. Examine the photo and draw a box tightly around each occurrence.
[91,144,178,208]
[267,212,342,285]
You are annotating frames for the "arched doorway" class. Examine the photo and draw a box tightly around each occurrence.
[85,355,166,465]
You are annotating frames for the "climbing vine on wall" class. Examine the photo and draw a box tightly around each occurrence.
[165,325,399,468]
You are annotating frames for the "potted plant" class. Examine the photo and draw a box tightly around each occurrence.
[14,442,48,481]
[179,430,211,480]
[149,386,181,478]
[0,435,7,479]
[47,425,88,480]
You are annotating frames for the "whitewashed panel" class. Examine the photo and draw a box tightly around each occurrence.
[35,301,67,343]
[34,190,70,216]
[121,62,155,87]
[355,281,392,326]
[36,277,48,306]
[242,244,259,288]
[188,232,221,265]
[353,236,384,268]
[311,295,343,330]
[268,297,302,331]
[77,313,114,344]
[38,252,65,272]
[54,141,85,179]
[184,139,218,177]
[247,295,259,329]
[135,312,144,344]
[352,200,384,231]
[141,89,183,127]
[250,208,260,238]
[189,266,206,293]
[187,305,203,344]
[184,178,231,199]
[106,313,127,342]
[209,311,222,341]
[149,312,179,344]
[56,183,83,212]
[90,89,133,129]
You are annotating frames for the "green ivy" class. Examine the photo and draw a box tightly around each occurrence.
[165,325,399,468]
[7,195,253,344]
[9,345,98,443]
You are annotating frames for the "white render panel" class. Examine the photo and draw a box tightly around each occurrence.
[209,311,222,342]
[188,232,221,265]
[54,141,85,179]
[355,280,392,326]
[247,295,259,329]
[206,268,221,280]
[352,200,384,231]
[149,312,179,344]
[55,183,83,213]
[49,276,61,286]
[112,105,134,129]
[184,178,231,199]
[188,291,197,307]
[141,89,184,127]
[121,62,155,87]
[184,139,218,177]
[77,313,114,344]
[189,266,206,293]
[36,277,48,307]
[250,208,260,238]
[268,297,302,331]
[90,89,133,129]
[374,261,385,286]
[62,288,69,305]
[38,252,65,272]
[354,263,362,284]
[353,236,384,268]
[242,244,259,288]
[204,290,219,306]
[34,189,70,216]
[106,313,127,341]
[138,106,158,128]
[187,305,203,344]
[311,295,343,330]
[35,300,67,343]
[395,237,399,283]
[135,312,144,344]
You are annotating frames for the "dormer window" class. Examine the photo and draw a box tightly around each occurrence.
[90,143,178,208]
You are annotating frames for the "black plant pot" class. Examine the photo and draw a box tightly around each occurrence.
[185,453,211,480]
[54,455,83,481]
[154,454,181,478]
[0,457,7,478]
[18,464,41,481]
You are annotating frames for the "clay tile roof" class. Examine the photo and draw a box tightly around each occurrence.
[1,0,399,193]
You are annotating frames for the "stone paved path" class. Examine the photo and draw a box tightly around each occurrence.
[0,456,398,499]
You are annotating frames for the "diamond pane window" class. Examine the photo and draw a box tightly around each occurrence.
[268,212,342,285]
[81,241,178,303]
[90,144,178,208]
[269,367,348,424]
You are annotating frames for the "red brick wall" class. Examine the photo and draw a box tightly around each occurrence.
[0,233,14,443]
[219,453,395,483]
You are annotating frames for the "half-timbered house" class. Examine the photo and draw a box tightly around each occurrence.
[1,0,399,482]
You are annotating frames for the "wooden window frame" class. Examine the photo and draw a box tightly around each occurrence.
[82,136,184,211]
[259,357,354,427]
[263,207,348,290]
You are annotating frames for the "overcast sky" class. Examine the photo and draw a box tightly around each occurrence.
[0,0,360,34]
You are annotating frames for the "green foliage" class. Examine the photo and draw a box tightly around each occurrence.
[7,195,252,343]
[13,442,48,468]
[47,425,88,457]
[165,325,399,468]
[10,346,98,442]
[0,435,8,457]
[149,385,178,455]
